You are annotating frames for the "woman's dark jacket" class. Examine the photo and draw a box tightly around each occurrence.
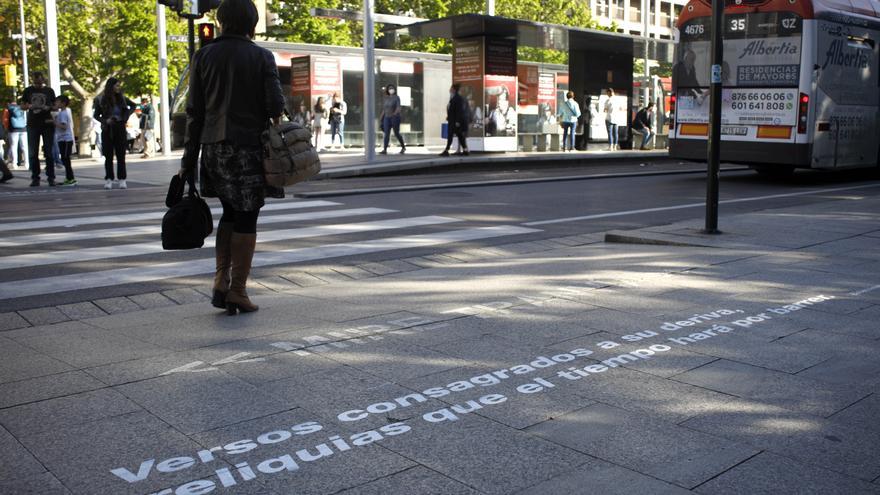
[183,34,285,172]
[93,94,137,127]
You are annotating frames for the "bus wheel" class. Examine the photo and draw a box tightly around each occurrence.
[752,165,795,178]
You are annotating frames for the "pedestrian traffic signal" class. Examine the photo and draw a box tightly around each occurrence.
[198,23,215,45]
[197,0,221,14]
[3,65,16,87]
[157,0,182,12]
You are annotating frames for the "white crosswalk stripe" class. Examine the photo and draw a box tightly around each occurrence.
[0,207,395,248]
[0,216,461,270]
[0,200,340,232]
[0,200,542,300]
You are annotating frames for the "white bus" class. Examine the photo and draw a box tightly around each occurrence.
[668,0,880,173]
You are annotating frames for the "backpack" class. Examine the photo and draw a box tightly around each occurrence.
[261,121,321,188]
[162,175,213,250]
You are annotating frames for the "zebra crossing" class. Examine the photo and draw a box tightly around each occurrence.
[0,199,540,301]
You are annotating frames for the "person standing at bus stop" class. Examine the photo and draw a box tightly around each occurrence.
[559,91,581,152]
[604,88,622,151]
[440,84,469,156]
[380,84,406,154]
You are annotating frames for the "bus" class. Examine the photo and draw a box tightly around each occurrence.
[668,0,880,173]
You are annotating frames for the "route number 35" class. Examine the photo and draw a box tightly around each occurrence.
[730,18,746,31]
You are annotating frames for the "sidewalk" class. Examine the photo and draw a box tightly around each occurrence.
[1,189,878,493]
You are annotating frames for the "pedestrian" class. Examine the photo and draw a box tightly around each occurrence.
[181,0,285,315]
[140,97,156,158]
[559,91,581,152]
[604,88,620,151]
[440,83,469,156]
[54,95,77,186]
[328,92,347,150]
[94,77,137,190]
[380,84,405,154]
[312,96,328,152]
[0,114,11,183]
[632,101,654,150]
[22,72,57,187]
[7,101,29,170]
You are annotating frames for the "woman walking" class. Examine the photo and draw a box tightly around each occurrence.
[181,0,284,315]
[94,78,136,189]
[380,84,405,154]
[312,96,328,152]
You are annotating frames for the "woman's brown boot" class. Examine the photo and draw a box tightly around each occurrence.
[226,232,259,315]
[211,222,234,309]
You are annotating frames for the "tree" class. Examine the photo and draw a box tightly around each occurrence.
[1,0,190,155]
[265,0,362,45]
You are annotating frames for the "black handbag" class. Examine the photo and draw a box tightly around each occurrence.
[162,174,213,250]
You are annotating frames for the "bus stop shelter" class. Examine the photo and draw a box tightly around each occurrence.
[389,14,674,150]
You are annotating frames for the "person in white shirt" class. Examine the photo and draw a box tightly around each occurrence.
[53,95,76,186]
[603,89,620,151]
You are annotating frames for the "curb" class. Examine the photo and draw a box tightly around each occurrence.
[604,231,716,248]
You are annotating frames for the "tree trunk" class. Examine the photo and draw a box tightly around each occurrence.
[63,68,111,158]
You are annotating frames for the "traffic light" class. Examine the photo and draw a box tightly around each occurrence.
[198,23,215,46]
[198,0,221,14]
[3,65,16,87]
[157,0,182,12]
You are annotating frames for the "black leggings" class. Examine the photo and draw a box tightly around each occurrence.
[102,123,127,180]
[220,200,260,234]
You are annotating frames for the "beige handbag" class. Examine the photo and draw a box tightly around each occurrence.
[261,121,321,188]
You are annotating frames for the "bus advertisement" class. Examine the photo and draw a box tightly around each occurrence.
[669,0,880,173]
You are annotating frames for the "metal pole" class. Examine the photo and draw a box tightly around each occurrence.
[642,0,650,108]
[363,0,376,162]
[704,0,723,234]
[157,3,172,157]
[44,0,61,93]
[188,17,196,63]
[19,0,28,87]
[487,0,495,16]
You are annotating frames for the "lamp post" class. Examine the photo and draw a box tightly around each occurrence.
[19,0,28,87]
[704,0,723,234]
[363,0,376,162]
[44,0,61,93]
[157,3,172,157]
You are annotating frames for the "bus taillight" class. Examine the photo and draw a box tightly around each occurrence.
[797,93,809,134]
[669,95,676,126]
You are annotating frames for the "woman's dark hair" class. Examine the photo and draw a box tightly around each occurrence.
[385,84,396,95]
[101,77,124,115]
[451,83,461,92]
[566,91,574,99]
[314,97,324,113]
[217,0,259,38]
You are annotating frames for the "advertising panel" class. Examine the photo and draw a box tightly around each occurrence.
[676,87,798,126]
[453,38,485,82]
[517,65,539,108]
[484,74,517,137]
[485,38,517,76]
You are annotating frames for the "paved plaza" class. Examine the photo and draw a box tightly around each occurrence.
[1,188,880,494]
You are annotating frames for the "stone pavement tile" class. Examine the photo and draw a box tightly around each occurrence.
[384,316,494,349]
[516,458,692,495]
[377,259,422,273]
[402,366,596,431]
[421,253,464,264]
[190,409,415,495]
[781,307,880,340]
[114,307,326,351]
[663,327,830,374]
[12,325,168,368]
[471,311,603,348]
[381,413,589,495]
[567,307,667,336]
[337,466,481,495]
[305,265,360,283]
[220,347,345,386]
[117,371,291,434]
[17,306,69,326]
[280,270,329,287]
[681,398,880,480]
[330,263,378,280]
[0,370,105,409]
[0,473,71,494]
[81,308,170,330]
[430,334,546,366]
[55,301,106,321]
[798,349,880,394]
[0,338,74,385]
[18,411,220,495]
[161,287,209,304]
[400,256,440,269]
[254,275,301,292]
[0,388,141,437]
[127,292,175,310]
[0,312,30,331]
[356,261,404,276]
[829,394,880,432]
[528,403,758,489]
[93,296,141,314]
[319,339,470,381]
[675,359,871,417]
[0,425,46,482]
[694,451,880,495]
